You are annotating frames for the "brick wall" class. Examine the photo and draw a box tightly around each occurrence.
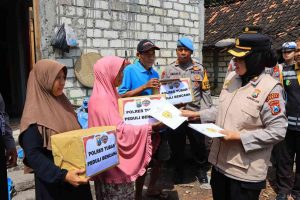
[203,49,232,96]
[39,0,203,105]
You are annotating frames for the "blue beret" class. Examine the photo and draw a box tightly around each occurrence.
[177,37,194,51]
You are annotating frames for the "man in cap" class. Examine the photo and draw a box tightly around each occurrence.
[281,42,297,67]
[273,40,300,200]
[118,39,160,97]
[162,37,212,185]
[268,42,297,84]
[0,93,17,200]
[118,39,169,199]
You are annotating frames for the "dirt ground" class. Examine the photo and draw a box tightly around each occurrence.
[142,161,278,200]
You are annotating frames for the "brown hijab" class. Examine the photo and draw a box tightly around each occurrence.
[20,59,80,150]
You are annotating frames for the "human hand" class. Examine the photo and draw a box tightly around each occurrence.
[144,78,160,89]
[180,109,200,121]
[220,130,241,141]
[64,169,90,187]
[6,148,17,168]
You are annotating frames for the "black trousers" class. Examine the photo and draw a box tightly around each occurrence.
[35,174,92,200]
[211,167,265,200]
[273,129,300,196]
[168,122,209,172]
[0,136,8,200]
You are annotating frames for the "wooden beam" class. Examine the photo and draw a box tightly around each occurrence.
[33,0,41,61]
[29,7,35,69]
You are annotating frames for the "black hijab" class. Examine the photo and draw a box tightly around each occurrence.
[241,49,277,86]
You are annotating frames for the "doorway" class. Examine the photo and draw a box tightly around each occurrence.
[0,0,32,117]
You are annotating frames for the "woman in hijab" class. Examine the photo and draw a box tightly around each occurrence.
[88,56,161,200]
[19,59,92,200]
[181,32,288,200]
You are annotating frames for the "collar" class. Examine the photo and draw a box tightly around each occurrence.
[283,61,296,68]
[249,73,264,86]
[136,61,154,73]
[175,60,195,70]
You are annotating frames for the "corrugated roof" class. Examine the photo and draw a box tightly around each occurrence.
[204,0,300,49]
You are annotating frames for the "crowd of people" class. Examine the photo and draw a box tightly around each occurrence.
[0,27,299,200]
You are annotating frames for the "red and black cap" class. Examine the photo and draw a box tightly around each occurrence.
[228,33,272,57]
[137,39,160,53]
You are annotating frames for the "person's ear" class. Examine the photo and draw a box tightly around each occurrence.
[136,52,140,58]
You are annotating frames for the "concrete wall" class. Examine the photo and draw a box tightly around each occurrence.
[203,50,232,96]
[39,0,203,105]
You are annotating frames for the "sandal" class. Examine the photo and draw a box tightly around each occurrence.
[146,188,169,199]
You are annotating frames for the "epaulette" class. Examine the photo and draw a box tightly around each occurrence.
[192,60,202,65]
[170,61,177,65]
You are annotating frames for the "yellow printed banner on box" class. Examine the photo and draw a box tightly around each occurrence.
[51,126,119,178]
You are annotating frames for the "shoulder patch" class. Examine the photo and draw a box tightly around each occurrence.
[223,80,231,89]
[201,70,210,90]
[266,93,279,102]
[268,100,281,115]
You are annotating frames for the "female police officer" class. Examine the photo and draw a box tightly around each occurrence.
[182,31,288,200]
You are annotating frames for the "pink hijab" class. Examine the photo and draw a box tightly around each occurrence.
[88,56,153,184]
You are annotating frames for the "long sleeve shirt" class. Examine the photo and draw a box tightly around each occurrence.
[20,124,67,184]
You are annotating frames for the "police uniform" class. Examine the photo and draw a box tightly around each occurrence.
[162,37,213,183]
[199,32,288,200]
[273,62,300,198]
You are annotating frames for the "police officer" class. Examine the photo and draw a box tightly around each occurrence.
[182,32,287,200]
[162,37,213,185]
[0,93,17,200]
[273,40,300,200]
[266,42,297,86]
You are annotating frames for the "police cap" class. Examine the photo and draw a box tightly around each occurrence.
[228,33,271,57]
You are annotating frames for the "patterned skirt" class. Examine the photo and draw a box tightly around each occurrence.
[94,181,135,200]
